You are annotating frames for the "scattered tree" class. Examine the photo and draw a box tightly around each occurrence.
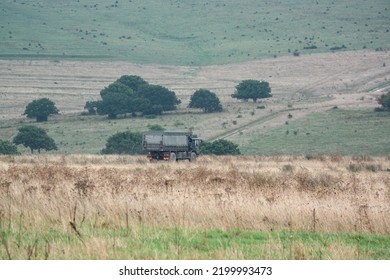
[24,98,59,122]
[201,139,241,155]
[101,131,143,154]
[188,89,222,113]
[0,139,19,155]
[138,84,181,113]
[13,125,57,153]
[377,92,390,111]
[90,75,181,118]
[232,80,272,102]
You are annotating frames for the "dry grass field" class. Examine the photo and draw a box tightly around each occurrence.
[1,155,389,259]
[1,50,389,121]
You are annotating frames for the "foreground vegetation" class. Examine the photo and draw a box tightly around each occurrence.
[1,0,388,65]
[1,155,389,259]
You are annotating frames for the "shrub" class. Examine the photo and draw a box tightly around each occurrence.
[377,92,390,111]
[0,139,19,155]
[101,131,143,155]
[147,124,165,131]
[201,139,241,155]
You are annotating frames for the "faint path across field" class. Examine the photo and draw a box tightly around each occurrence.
[1,50,389,120]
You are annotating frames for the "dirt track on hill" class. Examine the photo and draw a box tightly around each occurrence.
[0,50,389,121]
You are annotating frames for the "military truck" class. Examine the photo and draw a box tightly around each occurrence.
[142,131,201,161]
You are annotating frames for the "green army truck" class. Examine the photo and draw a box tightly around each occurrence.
[142,131,201,161]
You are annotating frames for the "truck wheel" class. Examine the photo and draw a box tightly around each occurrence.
[190,152,197,162]
[169,152,176,162]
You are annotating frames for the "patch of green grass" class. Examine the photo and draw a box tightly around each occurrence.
[2,108,389,155]
[0,0,388,65]
[243,109,390,156]
[0,111,233,154]
[2,222,389,259]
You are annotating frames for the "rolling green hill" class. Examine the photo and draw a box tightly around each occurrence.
[1,0,389,65]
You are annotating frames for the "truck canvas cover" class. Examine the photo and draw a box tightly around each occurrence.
[163,135,188,147]
[142,131,190,151]
[144,133,162,144]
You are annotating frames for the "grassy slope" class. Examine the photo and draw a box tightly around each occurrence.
[0,0,389,65]
[1,108,389,155]
[241,109,390,156]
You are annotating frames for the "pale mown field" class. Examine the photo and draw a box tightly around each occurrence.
[1,155,389,259]
[1,50,389,155]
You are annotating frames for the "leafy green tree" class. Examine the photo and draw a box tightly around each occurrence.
[24,98,59,122]
[117,75,148,92]
[377,92,390,111]
[138,84,181,113]
[201,139,241,155]
[0,139,19,155]
[188,89,222,113]
[142,104,163,115]
[13,125,57,153]
[100,81,133,98]
[98,82,134,118]
[127,97,151,115]
[101,131,143,154]
[232,80,272,102]
[88,75,181,118]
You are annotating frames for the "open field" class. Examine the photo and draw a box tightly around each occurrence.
[1,0,389,65]
[0,155,389,259]
[0,50,389,155]
[1,0,389,263]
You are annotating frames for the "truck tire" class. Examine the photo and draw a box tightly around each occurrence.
[169,152,176,162]
[190,152,197,162]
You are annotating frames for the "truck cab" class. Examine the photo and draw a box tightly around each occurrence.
[189,135,201,155]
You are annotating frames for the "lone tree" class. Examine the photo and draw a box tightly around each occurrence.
[232,80,272,102]
[188,89,222,113]
[201,139,241,155]
[0,139,19,155]
[101,131,143,154]
[13,125,57,153]
[24,98,59,122]
[377,92,390,111]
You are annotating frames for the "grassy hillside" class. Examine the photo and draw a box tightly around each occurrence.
[1,0,389,65]
[1,106,389,155]
[238,109,390,156]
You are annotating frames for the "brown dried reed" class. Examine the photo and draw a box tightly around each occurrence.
[0,154,389,235]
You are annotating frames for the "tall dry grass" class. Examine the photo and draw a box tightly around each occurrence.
[1,154,389,234]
